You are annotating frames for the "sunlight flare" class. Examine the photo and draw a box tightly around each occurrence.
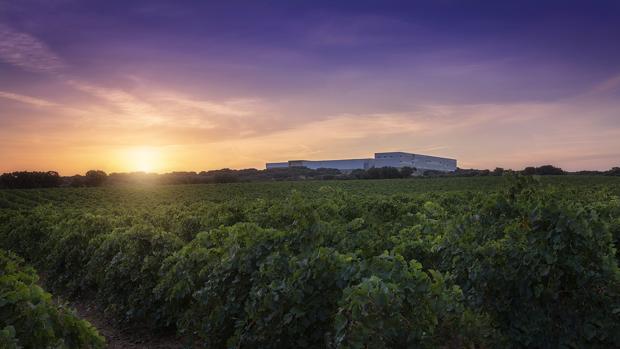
[124,147,161,173]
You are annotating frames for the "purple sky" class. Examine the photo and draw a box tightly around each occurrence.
[1,0,619,174]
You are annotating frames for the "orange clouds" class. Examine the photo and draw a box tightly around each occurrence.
[2,82,620,174]
[0,91,58,108]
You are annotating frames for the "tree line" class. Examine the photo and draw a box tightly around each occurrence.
[1,165,619,189]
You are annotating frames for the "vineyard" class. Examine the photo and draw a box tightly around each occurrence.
[1,175,619,348]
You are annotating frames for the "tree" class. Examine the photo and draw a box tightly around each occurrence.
[606,167,620,176]
[522,165,564,176]
[0,171,61,189]
[350,169,366,179]
[364,167,382,179]
[84,170,108,186]
[535,165,564,175]
[380,167,402,179]
[399,167,414,178]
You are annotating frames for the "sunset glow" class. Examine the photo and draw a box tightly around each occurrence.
[1,1,619,174]
[123,147,162,173]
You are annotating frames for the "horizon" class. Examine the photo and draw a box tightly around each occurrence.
[2,1,620,174]
[2,161,614,177]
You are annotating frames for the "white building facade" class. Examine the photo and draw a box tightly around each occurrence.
[266,152,457,172]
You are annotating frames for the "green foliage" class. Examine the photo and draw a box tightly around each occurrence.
[238,247,358,348]
[0,250,105,349]
[183,224,290,346]
[85,226,183,326]
[0,176,619,348]
[332,254,503,348]
[441,176,620,347]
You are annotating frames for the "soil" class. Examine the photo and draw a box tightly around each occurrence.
[69,299,186,349]
[39,274,186,349]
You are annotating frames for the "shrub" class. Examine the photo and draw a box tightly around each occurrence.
[332,254,501,348]
[0,249,105,348]
[441,178,620,347]
[85,226,183,327]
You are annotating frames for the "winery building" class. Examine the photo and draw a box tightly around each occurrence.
[266,152,457,172]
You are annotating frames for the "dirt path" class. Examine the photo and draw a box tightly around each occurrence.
[38,273,185,349]
[69,299,186,349]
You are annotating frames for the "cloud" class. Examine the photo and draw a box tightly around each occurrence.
[206,113,428,163]
[0,91,58,107]
[588,73,620,95]
[202,97,620,171]
[0,24,65,73]
[65,79,269,129]
[65,80,163,124]
[156,94,255,117]
[2,66,619,173]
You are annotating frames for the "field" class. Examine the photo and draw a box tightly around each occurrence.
[1,175,619,348]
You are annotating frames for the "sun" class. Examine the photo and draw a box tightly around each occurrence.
[126,147,161,173]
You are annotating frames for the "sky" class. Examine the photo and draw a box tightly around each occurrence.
[1,0,619,174]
